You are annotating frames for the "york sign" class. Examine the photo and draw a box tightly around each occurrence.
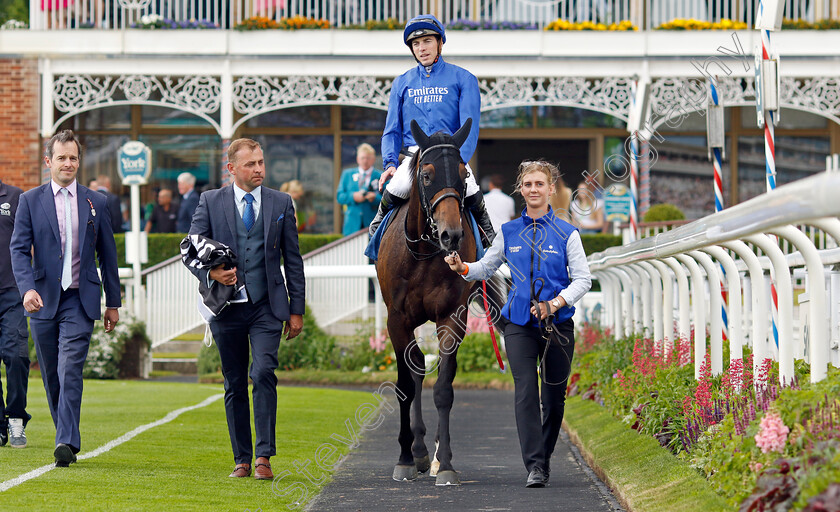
[117,141,152,186]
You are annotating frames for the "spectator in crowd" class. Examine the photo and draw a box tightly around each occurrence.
[176,172,199,233]
[571,181,605,234]
[96,175,125,234]
[280,180,307,230]
[144,188,179,233]
[549,173,572,222]
[336,143,382,236]
[483,174,515,235]
[87,178,98,189]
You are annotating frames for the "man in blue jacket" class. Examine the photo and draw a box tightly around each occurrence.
[11,130,121,466]
[369,14,495,246]
[336,143,382,237]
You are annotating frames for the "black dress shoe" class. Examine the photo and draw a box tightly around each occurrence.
[526,466,549,488]
[54,444,77,467]
[0,423,7,447]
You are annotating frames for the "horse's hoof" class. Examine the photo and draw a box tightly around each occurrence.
[392,464,419,481]
[415,455,431,474]
[429,458,440,477]
[435,470,460,486]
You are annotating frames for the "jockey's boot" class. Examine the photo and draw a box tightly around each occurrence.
[464,192,496,248]
[368,190,406,237]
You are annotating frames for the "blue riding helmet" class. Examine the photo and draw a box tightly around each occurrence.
[403,14,446,46]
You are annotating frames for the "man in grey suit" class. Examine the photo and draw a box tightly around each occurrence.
[183,138,305,480]
[176,172,199,233]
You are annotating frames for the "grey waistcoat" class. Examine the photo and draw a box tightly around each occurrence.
[235,206,267,304]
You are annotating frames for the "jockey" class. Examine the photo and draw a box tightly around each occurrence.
[369,14,495,246]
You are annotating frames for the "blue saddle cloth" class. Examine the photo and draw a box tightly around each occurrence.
[364,209,485,262]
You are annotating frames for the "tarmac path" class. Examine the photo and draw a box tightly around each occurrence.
[307,388,624,512]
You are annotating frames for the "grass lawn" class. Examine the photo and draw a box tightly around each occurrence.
[563,397,729,512]
[0,378,376,511]
[200,369,515,389]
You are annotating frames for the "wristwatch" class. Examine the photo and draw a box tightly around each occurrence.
[550,298,562,311]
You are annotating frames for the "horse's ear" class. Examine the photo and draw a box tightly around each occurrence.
[451,118,473,148]
[410,120,430,150]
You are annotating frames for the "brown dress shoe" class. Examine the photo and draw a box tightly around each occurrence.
[254,457,273,480]
[229,464,251,478]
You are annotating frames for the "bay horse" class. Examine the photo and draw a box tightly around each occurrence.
[375,119,477,486]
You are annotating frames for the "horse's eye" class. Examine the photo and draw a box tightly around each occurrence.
[422,172,432,186]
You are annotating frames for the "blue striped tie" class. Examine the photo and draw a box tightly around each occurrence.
[243,193,255,231]
[60,188,73,290]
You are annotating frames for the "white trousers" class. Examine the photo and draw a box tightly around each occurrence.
[385,146,480,199]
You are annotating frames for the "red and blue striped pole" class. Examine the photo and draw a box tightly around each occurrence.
[760,17,780,355]
[709,79,729,343]
[628,79,639,242]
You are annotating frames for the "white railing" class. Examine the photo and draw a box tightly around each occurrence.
[143,254,205,348]
[26,0,829,31]
[589,170,840,386]
[135,230,382,347]
[303,230,378,329]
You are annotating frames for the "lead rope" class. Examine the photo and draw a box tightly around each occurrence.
[481,280,506,373]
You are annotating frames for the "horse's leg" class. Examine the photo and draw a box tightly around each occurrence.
[390,315,419,481]
[409,339,431,474]
[432,315,466,486]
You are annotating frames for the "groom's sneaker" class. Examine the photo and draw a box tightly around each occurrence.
[54,443,77,467]
[8,419,26,448]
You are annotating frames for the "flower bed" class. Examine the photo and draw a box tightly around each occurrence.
[84,316,151,379]
[447,19,538,30]
[545,19,637,31]
[131,14,218,29]
[782,18,840,30]
[234,15,329,30]
[342,18,404,30]
[570,323,840,510]
[655,18,748,30]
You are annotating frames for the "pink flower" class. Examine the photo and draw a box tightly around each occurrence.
[754,411,789,454]
[369,330,388,352]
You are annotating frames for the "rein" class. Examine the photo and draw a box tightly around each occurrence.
[404,143,466,260]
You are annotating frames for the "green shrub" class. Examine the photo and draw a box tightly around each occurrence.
[114,232,343,269]
[580,233,622,255]
[277,304,340,370]
[298,234,342,255]
[0,0,28,24]
[197,338,222,375]
[643,203,686,222]
[456,333,506,372]
[115,233,184,269]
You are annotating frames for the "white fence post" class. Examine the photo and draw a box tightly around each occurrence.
[701,246,743,364]
[690,250,724,375]
[744,234,795,385]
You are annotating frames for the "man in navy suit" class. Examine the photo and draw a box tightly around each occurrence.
[184,138,305,480]
[95,174,125,234]
[176,172,199,233]
[0,179,30,449]
[10,130,121,467]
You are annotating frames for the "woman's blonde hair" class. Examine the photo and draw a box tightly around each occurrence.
[281,180,303,195]
[513,160,560,195]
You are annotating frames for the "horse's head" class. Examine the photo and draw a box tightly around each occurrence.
[410,118,472,253]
